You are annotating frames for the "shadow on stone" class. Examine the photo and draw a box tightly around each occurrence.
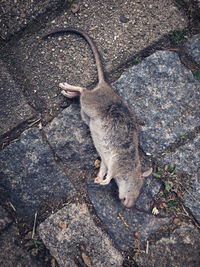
[88,176,170,251]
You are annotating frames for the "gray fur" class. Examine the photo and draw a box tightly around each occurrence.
[43,28,152,208]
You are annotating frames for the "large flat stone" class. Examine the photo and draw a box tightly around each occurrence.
[0,60,35,136]
[5,0,188,111]
[113,51,200,156]
[39,203,123,267]
[0,128,76,221]
[135,224,200,267]
[88,178,170,251]
[44,103,98,170]
[186,34,200,64]
[162,134,200,223]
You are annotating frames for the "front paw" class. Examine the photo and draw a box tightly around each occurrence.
[94,176,103,184]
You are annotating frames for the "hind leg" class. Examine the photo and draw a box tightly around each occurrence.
[59,82,86,98]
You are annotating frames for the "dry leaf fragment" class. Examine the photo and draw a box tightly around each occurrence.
[164,165,168,171]
[173,217,181,226]
[58,221,67,230]
[38,122,43,130]
[135,232,140,238]
[24,231,32,240]
[158,203,165,209]
[81,252,91,267]
[94,159,100,169]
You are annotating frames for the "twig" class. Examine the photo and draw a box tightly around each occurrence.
[118,212,129,227]
[8,201,16,211]
[32,212,38,239]
[181,204,200,229]
[146,241,149,254]
[178,182,197,202]
[29,118,41,127]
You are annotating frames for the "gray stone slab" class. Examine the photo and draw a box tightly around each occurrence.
[88,178,170,251]
[0,128,76,221]
[0,206,12,231]
[0,0,65,39]
[39,203,123,267]
[6,0,188,111]
[0,60,35,136]
[44,103,98,170]
[186,34,200,64]
[0,224,41,267]
[135,224,200,267]
[162,134,200,223]
[113,51,200,156]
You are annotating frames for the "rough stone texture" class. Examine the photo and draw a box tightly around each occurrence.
[135,224,200,267]
[113,51,200,156]
[0,0,66,39]
[186,34,200,64]
[134,175,162,212]
[184,177,200,223]
[88,178,170,251]
[5,0,188,111]
[0,128,76,221]
[0,206,12,231]
[162,134,200,223]
[44,103,98,170]
[0,225,41,267]
[0,60,35,137]
[39,203,123,267]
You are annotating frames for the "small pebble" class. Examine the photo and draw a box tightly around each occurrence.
[120,14,129,23]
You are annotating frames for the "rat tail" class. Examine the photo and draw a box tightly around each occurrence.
[42,28,105,84]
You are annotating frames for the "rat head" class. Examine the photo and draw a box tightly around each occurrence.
[116,168,152,208]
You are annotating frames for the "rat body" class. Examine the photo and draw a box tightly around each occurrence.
[42,28,152,208]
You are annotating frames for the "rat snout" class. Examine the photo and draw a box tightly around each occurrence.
[117,179,139,208]
[120,196,135,208]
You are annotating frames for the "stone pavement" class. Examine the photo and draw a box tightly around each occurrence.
[0,1,200,266]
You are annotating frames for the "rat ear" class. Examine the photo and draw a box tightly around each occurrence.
[142,168,152,177]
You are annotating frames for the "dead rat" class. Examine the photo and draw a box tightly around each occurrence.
[42,28,152,208]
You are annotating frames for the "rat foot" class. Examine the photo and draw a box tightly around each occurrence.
[100,175,112,185]
[94,176,104,184]
[61,90,80,98]
[59,82,85,93]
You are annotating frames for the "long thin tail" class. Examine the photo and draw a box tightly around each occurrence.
[42,28,105,84]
